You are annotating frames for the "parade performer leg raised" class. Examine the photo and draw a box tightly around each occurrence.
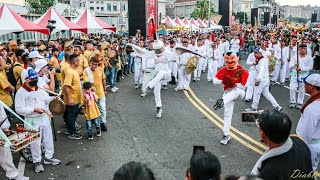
[212,51,249,145]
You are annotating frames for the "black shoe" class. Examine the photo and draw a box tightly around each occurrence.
[214,99,224,110]
[101,123,108,132]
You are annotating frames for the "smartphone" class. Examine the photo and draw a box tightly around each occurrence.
[241,110,264,122]
[193,146,205,155]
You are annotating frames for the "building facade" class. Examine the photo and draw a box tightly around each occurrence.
[282,5,320,19]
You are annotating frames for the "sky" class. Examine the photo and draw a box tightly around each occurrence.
[275,0,319,6]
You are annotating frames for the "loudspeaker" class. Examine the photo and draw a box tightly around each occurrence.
[311,14,317,23]
[219,0,230,26]
[272,14,278,25]
[251,8,258,26]
[128,0,146,37]
[264,12,270,26]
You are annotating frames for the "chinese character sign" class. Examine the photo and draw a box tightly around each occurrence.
[147,0,157,39]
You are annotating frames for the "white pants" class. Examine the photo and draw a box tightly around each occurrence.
[168,61,178,80]
[309,144,320,171]
[194,58,204,79]
[177,66,191,90]
[286,62,291,79]
[134,62,143,85]
[207,61,218,81]
[252,79,279,109]
[202,58,207,71]
[272,61,287,83]
[142,72,153,91]
[218,57,224,68]
[223,88,245,136]
[245,70,255,100]
[290,81,305,104]
[0,147,18,179]
[25,115,54,163]
[147,70,171,107]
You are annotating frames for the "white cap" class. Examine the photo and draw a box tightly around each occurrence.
[153,40,164,50]
[34,59,48,73]
[305,74,320,87]
[28,51,44,59]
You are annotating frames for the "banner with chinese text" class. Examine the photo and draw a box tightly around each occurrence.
[147,0,157,39]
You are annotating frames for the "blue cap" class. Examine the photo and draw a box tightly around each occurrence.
[225,50,238,54]
[254,47,262,53]
[27,69,38,80]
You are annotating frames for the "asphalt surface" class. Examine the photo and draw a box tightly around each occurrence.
[0,55,304,180]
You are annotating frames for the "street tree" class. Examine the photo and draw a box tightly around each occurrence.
[26,0,56,14]
[235,12,249,24]
[191,0,216,19]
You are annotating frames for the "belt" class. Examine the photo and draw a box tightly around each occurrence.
[310,139,320,145]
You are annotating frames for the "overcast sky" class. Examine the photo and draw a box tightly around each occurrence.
[275,0,319,6]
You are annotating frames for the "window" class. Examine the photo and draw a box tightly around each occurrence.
[96,1,99,4]
[246,4,248,8]
[113,3,117,11]
[122,4,125,11]
[90,1,93,3]
[97,7,100,9]
[90,7,94,10]
[107,3,111,11]
[101,7,104,11]
[101,1,103,4]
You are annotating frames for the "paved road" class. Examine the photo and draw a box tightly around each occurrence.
[1,58,304,180]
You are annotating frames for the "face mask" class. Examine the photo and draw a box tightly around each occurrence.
[29,80,38,87]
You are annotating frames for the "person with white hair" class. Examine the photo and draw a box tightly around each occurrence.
[296,73,320,171]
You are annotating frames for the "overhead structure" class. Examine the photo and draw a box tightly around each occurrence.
[0,4,49,36]
[73,9,116,34]
[34,7,86,34]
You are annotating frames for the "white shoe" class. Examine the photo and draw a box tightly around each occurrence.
[111,88,117,93]
[193,78,197,81]
[197,78,200,81]
[174,88,180,92]
[276,106,283,111]
[114,87,119,90]
[44,158,61,166]
[135,84,139,89]
[156,108,162,118]
[245,108,257,112]
[141,93,146,97]
[290,103,296,108]
[220,135,231,145]
[296,104,302,109]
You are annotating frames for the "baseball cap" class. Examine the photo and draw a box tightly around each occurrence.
[27,69,39,80]
[28,51,44,59]
[254,47,263,53]
[34,59,48,73]
[304,73,320,87]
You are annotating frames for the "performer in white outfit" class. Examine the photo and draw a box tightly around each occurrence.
[287,36,298,81]
[134,40,144,89]
[289,44,314,109]
[141,48,156,97]
[175,41,192,91]
[14,69,61,173]
[230,35,240,53]
[218,36,230,68]
[245,52,257,102]
[207,41,221,82]
[296,73,320,171]
[213,50,249,145]
[193,39,206,81]
[0,104,29,180]
[167,40,178,86]
[271,41,289,86]
[245,48,283,112]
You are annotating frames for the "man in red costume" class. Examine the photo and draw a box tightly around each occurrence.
[213,50,249,145]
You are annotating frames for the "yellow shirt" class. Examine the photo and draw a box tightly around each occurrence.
[50,56,62,81]
[0,73,13,107]
[83,50,93,61]
[39,44,46,50]
[0,70,7,79]
[60,61,70,85]
[63,68,82,105]
[76,54,89,76]
[82,93,101,120]
[13,62,24,90]
[83,67,106,99]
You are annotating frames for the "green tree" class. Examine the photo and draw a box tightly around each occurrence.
[235,12,249,24]
[191,0,216,19]
[26,0,56,14]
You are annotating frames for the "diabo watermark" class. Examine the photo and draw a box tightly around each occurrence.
[290,169,320,179]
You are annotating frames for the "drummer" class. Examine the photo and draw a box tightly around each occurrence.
[0,103,29,180]
[15,69,61,173]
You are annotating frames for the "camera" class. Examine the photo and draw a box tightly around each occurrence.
[242,110,264,122]
[48,66,61,73]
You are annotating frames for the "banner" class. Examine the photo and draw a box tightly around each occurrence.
[147,0,157,39]
[229,0,232,26]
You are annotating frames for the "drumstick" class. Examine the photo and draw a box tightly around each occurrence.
[38,87,60,96]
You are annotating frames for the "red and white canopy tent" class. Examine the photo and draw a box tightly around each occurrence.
[197,18,207,28]
[34,7,86,34]
[173,17,184,26]
[161,16,177,28]
[0,4,49,36]
[73,9,116,34]
[189,18,200,29]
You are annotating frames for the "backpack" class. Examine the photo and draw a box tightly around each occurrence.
[7,64,22,89]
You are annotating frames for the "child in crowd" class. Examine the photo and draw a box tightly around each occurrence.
[82,82,101,140]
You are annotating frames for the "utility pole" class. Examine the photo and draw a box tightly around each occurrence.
[208,0,210,27]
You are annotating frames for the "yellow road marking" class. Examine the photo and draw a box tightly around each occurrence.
[188,88,268,150]
[183,90,264,155]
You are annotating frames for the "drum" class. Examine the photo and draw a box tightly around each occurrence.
[108,50,116,58]
[49,99,66,115]
[186,56,199,74]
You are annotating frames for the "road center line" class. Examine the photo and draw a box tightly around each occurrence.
[183,90,264,155]
[188,88,267,150]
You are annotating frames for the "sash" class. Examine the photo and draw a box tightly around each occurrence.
[85,67,94,83]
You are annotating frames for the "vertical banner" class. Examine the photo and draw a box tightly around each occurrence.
[147,0,157,39]
[229,0,232,27]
